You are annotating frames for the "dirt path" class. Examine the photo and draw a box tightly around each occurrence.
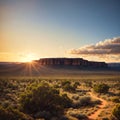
[88,92,107,120]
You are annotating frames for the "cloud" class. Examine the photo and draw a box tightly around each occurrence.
[68,37,120,55]
[68,37,120,62]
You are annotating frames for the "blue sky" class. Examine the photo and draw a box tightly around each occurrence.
[0,0,120,62]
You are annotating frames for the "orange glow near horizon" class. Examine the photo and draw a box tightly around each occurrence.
[21,53,37,63]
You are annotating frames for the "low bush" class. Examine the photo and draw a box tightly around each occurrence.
[78,96,91,106]
[62,83,75,92]
[70,113,88,120]
[73,82,80,88]
[20,83,72,119]
[72,95,79,100]
[112,104,120,120]
[73,96,101,108]
[93,83,109,93]
[84,81,92,87]
[101,117,109,120]
[0,79,18,93]
[73,96,91,108]
[0,105,32,120]
[111,97,120,103]
[61,81,71,86]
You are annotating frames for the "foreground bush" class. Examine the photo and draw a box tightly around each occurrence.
[61,81,76,92]
[0,105,32,120]
[73,96,101,108]
[79,96,91,106]
[61,81,71,86]
[70,113,88,120]
[62,83,75,92]
[111,97,120,103]
[73,96,91,108]
[20,83,72,119]
[0,79,18,96]
[93,83,109,93]
[73,82,80,88]
[112,104,120,120]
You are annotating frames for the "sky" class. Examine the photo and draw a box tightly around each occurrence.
[0,0,120,62]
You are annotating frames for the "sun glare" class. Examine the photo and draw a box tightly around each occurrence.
[22,53,36,63]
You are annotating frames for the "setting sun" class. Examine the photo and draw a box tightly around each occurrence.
[0,1,120,120]
[21,53,37,63]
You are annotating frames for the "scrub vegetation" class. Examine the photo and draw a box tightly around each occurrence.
[0,77,120,120]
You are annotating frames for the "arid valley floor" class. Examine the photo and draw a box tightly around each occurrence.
[0,62,120,120]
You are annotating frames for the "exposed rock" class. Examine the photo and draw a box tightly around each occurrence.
[35,58,107,68]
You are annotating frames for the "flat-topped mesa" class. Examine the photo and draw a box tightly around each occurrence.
[36,58,108,67]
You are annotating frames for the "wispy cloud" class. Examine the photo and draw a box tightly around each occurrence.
[68,37,120,62]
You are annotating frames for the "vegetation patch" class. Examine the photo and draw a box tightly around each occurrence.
[112,104,120,120]
[0,77,120,119]
[93,83,109,93]
[0,105,32,120]
[20,83,72,119]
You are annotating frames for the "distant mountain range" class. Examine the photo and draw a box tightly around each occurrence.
[34,58,108,68]
[0,58,120,76]
[0,58,120,69]
[108,63,120,67]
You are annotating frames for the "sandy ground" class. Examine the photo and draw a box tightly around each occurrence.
[88,92,107,120]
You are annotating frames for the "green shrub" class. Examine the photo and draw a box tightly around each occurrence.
[20,84,72,118]
[61,81,71,86]
[0,79,18,93]
[73,96,101,108]
[84,81,92,87]
[61,81,76,92]
[112,104,120,119]
[70,113,88,120]
[79,96,91,106]
[72,95,79,100]
[73,82,80,88]
[102,118,109,120]
[0,105,32,120]
[62,83,75,92]
[73,96,92,108]
[111,97,120,103]
[0,79,9,92]
[93,83,109,93]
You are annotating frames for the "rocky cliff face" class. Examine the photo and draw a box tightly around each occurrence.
[35,58,108,67]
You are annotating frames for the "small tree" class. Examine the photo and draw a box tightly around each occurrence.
[79,96,91,106]
[61,81,71,86]
[112,104,120,120]
[93,83,109,93]
[0,105,32,120]
[63,83,75,92]
[20,83,72,118]
[73,82,80,88]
